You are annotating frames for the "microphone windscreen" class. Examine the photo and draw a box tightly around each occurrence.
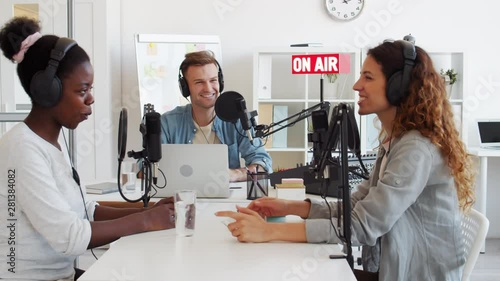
[215,91,244,122]
[118,108,128,161]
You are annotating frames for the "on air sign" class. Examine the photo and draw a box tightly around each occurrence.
[291,54,350,74]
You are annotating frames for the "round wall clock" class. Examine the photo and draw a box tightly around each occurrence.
[325,0,364,21]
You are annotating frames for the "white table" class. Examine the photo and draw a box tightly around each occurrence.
[86,181,318,204]
[85,181,251,203]
[468,147,500,252]
[79,202,356,281]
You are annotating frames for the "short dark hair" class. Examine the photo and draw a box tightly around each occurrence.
[0,17,90,102]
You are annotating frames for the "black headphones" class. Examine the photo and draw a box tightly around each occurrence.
[178,60,224,98]
[385,38,417,106]
[30,37,77,107]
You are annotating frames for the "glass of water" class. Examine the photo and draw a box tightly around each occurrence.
[121,160,137,193]
[174,190,196,236]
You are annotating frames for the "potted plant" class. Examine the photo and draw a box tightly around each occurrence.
[440,68,457,98]
[322,73,342,99]
[325,73,338,83]
[440,68,457,84]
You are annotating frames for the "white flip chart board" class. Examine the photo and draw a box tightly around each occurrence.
[135,34,222,115]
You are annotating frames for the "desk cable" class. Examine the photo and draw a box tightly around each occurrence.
[62,131,98,261]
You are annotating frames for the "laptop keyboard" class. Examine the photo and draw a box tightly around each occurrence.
[481,146,500,150]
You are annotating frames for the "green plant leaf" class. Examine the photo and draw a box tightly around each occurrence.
[440,68,457,85]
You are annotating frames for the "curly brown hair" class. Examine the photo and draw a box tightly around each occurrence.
[368,41,475,211]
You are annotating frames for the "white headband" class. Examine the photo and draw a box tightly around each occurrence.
[12,32,42,64]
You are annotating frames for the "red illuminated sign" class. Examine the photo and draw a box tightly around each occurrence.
[291,54,350,74]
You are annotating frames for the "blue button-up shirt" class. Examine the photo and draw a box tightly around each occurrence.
[160,104,272,172]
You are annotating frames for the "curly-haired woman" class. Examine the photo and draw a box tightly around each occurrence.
[216,38,475,281]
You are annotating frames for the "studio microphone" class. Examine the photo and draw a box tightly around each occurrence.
[215,91,257,144]
[143,109,162,184]
[236,97,254,145]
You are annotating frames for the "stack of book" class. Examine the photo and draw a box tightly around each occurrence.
[275,178,305,200]
[85,182,119,194]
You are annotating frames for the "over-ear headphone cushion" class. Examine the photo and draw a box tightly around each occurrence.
[384,39,416,106]
[218,69,224,93]
[179,76,190,98]
[29,37,77,108]
[30,70,63,108]
[386,71,403,106]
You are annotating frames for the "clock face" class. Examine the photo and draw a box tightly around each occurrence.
[325,0,364,21]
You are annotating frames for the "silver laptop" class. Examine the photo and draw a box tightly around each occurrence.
[478,120,500,149]
[153,144,230,198]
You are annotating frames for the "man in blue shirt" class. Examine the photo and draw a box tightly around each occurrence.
[160,50,272,182]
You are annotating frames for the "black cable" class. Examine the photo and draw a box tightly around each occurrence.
[355,154,370,177]
[154,168,167,189]
[116,159,143,203]
[62,131,98,260]
[73,170,98,260]
[147,167,167,198]
[327,157,369,182]
[142,158,154,207]
[261,136,270,147]
[232,122,247,139]
[348,167,369,181]
[320,180,343,243]
[231,122,265,149]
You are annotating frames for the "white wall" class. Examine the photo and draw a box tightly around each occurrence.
[74,0,121,183]
[120,0,500,237]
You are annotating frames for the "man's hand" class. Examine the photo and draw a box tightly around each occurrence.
[229,168,247,182]
[229,164,265,182]
[246,164,262,174]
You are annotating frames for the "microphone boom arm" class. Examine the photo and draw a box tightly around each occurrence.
[254,102,330,138]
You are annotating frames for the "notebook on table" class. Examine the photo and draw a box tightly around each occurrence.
[477,120,500,149]
[85,182,119,194]
[153,144,230,198]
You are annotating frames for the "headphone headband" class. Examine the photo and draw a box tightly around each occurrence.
[51,37,77,61]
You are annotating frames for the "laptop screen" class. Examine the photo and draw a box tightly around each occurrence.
[155,144,230,198]
[478,121,500,144]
